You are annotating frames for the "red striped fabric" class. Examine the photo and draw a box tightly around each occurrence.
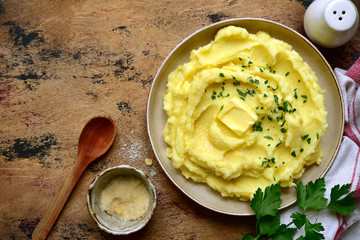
[336,58,360,239]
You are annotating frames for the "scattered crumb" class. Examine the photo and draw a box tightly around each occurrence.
[145,158,153,166]
[149,169,157,177]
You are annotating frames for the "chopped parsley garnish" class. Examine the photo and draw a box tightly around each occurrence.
[281,128,287,133]
[280,120,286,127]
[237,89,247,98]
[266,63,276,73]
[307,138,311,144]
[276,114,284,122]
[275,139,283,147]
[291,151,296,157]
[220,105,224,111]
[317,133,320,140]
[262,157,276,168]
[263,93,268,98]
[232,75,236,80]
[219,73,225,77]
[272,109,278,114]
[248,77,260,85]
[274,95,279,105]
[300,148,304,152]
[211,91,217,100]
[285,72,290,77]
[294,88,298,99]
[264,80,269,84]
[252,121,263,132]
[265,136,274,140]
[239,57,243,61]
[260,67,264,72]
[301,134,309,140]
[278,100,296,113]
[272,85,279,91]
[233,81,240,86]
[246,89,256,96]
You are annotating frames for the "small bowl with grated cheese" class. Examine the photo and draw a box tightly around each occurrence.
[87,165,157,235]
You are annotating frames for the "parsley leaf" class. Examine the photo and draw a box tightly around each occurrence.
[291,212,307,229]
[296,178,327,211]
[327,184,356,215]
[259,214,280,235]
[251,184,282,235]
[270,224,296,240]
[304,219,325,240]
[292,211,325,239]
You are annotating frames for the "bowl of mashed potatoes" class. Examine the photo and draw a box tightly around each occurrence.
[147,18,344,215]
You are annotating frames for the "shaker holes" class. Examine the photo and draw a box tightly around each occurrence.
[333,10,346,21]
[334,11,346,15]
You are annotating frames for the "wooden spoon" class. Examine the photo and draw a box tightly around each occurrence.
[32,115,116,240]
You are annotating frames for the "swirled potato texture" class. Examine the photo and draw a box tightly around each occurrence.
[163,26,327,201]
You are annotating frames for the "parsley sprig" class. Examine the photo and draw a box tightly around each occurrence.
[243,178,356,240]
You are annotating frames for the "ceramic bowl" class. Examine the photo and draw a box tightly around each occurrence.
[147,18,344,215]
[86,165,157,235]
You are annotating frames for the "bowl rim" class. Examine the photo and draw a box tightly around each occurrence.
[146,17,344,216]
[86,165,157,235]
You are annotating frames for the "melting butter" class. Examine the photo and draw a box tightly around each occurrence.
[217,97,258,136]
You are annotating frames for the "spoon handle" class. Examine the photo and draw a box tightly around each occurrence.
[32,158,86,240]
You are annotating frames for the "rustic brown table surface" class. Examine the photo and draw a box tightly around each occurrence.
[0,0,359,239]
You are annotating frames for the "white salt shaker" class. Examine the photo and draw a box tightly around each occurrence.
[304,0,359,48]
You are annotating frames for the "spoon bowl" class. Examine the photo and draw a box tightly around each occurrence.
[32,115,116,240]
[78,116,117,161]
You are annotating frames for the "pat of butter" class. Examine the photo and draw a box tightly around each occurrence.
[217,97,258,136]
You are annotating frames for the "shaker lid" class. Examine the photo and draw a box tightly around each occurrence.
[324,0,358,31]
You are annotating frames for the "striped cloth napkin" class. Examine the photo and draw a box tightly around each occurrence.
[280,58,360,240]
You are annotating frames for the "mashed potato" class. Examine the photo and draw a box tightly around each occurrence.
[163,26,327,201]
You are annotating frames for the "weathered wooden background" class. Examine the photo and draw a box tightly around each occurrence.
[0,0,359,239]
